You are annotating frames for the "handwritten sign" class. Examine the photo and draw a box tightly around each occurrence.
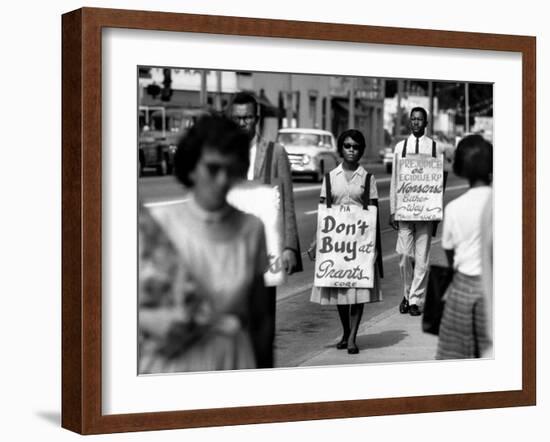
[394,154,444,221]
[227,181,285,287]
[314,204,377,288]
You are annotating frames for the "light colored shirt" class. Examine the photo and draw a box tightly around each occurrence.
[441,186,492,276]
[150,196,268,317]
[320,163,378,205]
[389,133,445,214]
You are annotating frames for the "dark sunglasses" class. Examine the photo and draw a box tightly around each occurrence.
[342,142,362,150]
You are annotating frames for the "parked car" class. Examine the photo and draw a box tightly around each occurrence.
[138,130,178,176]
[138,108,209,177]
[276,128,339,182]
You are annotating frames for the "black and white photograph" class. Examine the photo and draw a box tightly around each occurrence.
[137,67,494,374]
[3,0,546,439]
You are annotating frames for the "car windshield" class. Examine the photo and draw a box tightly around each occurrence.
[277,132,330,148]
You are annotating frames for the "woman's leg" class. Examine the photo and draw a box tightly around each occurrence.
[336,305,351,349]
[348,303,365,354]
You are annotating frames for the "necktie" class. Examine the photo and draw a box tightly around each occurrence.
[415,137,419,154]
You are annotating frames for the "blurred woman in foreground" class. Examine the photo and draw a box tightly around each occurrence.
[138,115,269,373]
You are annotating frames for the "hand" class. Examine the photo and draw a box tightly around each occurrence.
[389,214,399,230]
[282,249,298,275]
[139,307,186,338]
[306,240,316,261]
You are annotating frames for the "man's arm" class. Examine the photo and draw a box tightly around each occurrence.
[388,141,401,229]
[444,249,455,269]
[275,145,301,274]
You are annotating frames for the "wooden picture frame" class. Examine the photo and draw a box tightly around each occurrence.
[62,7,536,434]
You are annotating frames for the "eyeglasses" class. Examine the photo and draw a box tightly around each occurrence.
[342,142,362,150]
[231,115,256,124]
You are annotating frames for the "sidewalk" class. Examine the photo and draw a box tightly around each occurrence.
[275,211,452,368]
[296,241,447,368]
[299,305,439,367]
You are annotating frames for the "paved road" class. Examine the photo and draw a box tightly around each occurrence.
[138,162,468,367]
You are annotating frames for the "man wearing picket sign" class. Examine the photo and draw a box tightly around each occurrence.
[308,129,383,355]
[389,107,446,317]
[226,92,302,369]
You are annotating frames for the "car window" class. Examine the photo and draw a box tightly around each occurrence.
[277,132,325,147]
[320,135,333,148]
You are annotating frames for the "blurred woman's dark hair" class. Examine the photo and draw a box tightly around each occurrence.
[174,115,250,187]
[453,134,493,185]
[337,129,366,157]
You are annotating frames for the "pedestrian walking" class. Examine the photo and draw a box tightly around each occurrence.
[480,194,494,358]
[228,92,303,368]
[138,115,270,373]
[389,107,446,316]
[436,134,493,360]
[308,129,383,355]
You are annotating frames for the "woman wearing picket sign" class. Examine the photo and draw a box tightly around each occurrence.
[308,129,383,355]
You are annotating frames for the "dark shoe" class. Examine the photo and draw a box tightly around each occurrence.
[347,343,359,354]
[399,297,409,314]
[336,338,348,350]
[409,304,421,316]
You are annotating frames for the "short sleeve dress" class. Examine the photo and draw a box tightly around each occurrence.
[310,164,383,305]
[138,196,268,373]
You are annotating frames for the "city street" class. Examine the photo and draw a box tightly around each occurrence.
[139,162,469,368]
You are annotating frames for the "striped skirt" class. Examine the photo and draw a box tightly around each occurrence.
[436,272,491,360]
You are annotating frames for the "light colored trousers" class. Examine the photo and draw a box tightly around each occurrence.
[396,221,433,308]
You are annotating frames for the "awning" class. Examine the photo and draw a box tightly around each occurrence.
[148,107,209,118]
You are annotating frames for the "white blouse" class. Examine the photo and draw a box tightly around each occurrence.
[441,186,492,276]
[320,163,378,205]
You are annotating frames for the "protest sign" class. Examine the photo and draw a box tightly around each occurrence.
[394,153,444,221]
[314,204,377,289]
[227,181,285,287]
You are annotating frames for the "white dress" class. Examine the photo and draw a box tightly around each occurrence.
[310,164,383,305]
[138,196,268,373]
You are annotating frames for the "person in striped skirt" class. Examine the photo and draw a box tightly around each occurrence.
[436,134,493,360]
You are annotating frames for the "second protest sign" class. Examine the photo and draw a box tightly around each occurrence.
[394,153,444,221]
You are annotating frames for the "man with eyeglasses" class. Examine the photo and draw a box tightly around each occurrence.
[228,91,302,368]
[389,107,445,317]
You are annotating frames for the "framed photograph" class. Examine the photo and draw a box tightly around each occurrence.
[62,7,536,434]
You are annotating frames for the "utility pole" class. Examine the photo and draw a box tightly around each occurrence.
[199,70,208,107]
[348,77,355,129]
[428,80,434,136]
[396,79,404,136]
[286,74,293,128]
[215,71,222,111]
[465,82,470,133]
